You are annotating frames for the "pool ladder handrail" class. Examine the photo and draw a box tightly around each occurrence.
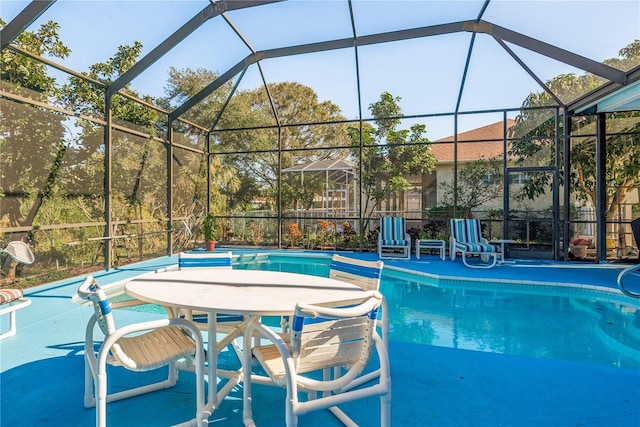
[617,263,640,298]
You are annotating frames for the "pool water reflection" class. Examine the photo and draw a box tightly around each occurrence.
[237,255,640,370]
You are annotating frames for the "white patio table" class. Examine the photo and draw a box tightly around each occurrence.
[125,269,365,425]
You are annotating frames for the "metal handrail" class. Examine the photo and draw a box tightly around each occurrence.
[617,263,640,298]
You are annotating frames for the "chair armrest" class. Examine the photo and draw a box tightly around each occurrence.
[0,297,31,316]
[245,319,285,348]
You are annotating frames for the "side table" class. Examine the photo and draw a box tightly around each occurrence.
[416,239,446,260]
[490,239,516,263]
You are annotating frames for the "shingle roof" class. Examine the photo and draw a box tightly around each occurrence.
[430,119,515,162]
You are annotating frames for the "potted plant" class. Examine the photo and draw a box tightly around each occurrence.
[202,213,217,251]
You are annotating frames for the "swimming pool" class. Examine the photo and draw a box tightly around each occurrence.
[236,254,640,370]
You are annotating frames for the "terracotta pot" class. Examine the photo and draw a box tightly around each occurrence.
[205,240,216,251]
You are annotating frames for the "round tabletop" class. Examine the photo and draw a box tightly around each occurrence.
[125,269,365,316]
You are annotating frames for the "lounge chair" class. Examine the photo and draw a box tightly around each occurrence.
[77,276,205,427]
[450,218,498,268]
[0,288,31,340]
[378,216,411,260]
[242,291,391,427]
[0,241,35,340]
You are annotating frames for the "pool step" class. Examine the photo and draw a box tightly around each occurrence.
[594,308,640,358]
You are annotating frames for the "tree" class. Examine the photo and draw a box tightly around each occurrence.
[509,40,640,222]
[212,81,351,211]
[57,41,175,258]
[348,92,436,231]
[0,19,70,230]
[439,157,504,218]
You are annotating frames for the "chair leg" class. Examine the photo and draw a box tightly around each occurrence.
[461,252,497,269]
[96,370,108,427]
[84,354,97,408]
[0,310,17,340]
[380,386,391,427]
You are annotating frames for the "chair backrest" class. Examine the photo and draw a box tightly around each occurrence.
[329,254,383,291]
[178,251,233,269]
[379,217,407,243]
[450,218,484,243]
[289,291,382,375]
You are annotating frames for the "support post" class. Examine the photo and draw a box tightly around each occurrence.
[595,113,607,262]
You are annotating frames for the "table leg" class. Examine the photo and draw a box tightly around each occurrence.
[200,314,254,424]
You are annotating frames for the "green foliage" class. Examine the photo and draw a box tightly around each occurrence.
[440,157,504,217]
[509,40,640,219]
[211,81,350,211]
[202,213,216,241]
[0,19,70,97]
[0,20,72,230]
[349,92,436,229]
[60,41,163,130]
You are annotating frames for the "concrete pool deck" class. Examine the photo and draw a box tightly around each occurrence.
[1,250,638,426]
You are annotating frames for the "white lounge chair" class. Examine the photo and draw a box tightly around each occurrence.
[449,218,498,268]
[243,291,391,427]
[378,216,411,260]
[0,241,35,340]
[0,288,31,340]
[77,276,205,427]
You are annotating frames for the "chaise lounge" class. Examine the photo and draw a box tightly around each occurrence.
[450,218,498,269]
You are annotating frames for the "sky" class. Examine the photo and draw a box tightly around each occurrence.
[2,0,639,140]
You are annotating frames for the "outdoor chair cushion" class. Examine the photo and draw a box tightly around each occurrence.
[0,289,23,304]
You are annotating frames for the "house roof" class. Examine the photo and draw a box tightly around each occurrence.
[431,119,515,163]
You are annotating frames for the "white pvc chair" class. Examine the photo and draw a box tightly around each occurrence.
[280,255,385,335]
[449,218,498,268]
[329,254,387,386]
[177,251,237,325]
[178,251,233,270]
[329,254,383,291]
[378,216,411,259]
[329,254,386,344]
[178,251,248,357]
[77,276,205,427]
[243,291,391,427]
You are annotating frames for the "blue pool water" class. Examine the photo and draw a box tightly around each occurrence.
[236,255,640,370]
